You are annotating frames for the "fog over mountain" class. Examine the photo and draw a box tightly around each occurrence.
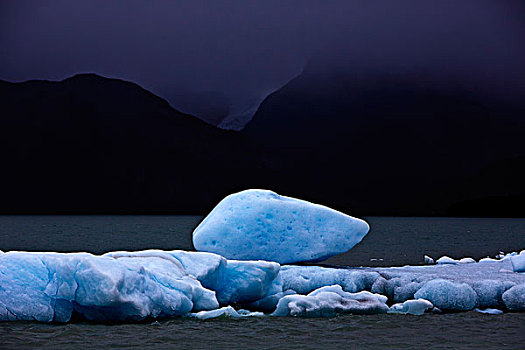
[1,1,524,128]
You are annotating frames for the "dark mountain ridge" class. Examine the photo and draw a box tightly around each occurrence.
[1,73,523,216]
[244,66,525,216]
[0,74,252,213]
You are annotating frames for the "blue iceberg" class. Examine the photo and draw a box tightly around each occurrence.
[192,189,369,264]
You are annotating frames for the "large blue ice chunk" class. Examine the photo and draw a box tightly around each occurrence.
[192,189,370,263]
[0,251,219,322]
[271,285,388,317]
[278,265,380,295]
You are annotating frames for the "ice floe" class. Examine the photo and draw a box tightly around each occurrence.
[2,249,525,322]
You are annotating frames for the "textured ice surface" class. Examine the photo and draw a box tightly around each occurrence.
[243,273,297,311]
[271,285,389,317]
[278,265,380,295]
[0,250,281,322]
[168,250,227,288]
[388,299,433,315]
[274,259,525,313]
[107,250,279,305]
[108,251,280,305]
[0,251,218,322]
[246,289,296,311]
[510,251,525,273]
[188,306,264,320]
[502,284,525,311]
[413,279,477,311]
[192,189,369,263]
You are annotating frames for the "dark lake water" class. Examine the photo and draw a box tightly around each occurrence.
[1,216,525,349]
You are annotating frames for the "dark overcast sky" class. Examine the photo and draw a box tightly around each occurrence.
[1,1,524,125]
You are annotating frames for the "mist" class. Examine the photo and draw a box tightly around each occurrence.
[1,1,524,127]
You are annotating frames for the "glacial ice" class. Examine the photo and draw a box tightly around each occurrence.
[388,299,433,315]
[502,284,525,311]
[271,285,389,317]
[0,251,218,322]
[271,259,525,313]
[188,306,264,320]
[413,279,478,311]
[1,249,525,322]
[436,256,459,264]
[107,250,280,305]
[212,260,280,304]
[277,265,380,295]
[474,308,503,315]
[246,289,296,312]
[436,256,475,265]
[192,189,369,264]
[510,251,525,273]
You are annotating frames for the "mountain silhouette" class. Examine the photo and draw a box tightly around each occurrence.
[0,74,251,213]
[1,73,523,216]
[244,65,525,216]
